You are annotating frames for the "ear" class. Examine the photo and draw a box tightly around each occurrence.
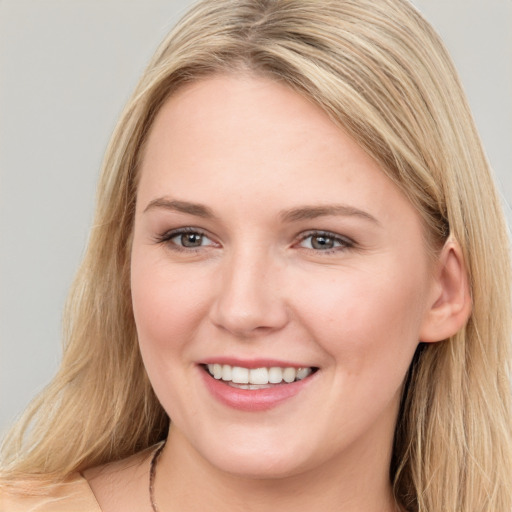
[419,238,472,343]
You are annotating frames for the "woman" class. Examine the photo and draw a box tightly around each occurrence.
[1,0,511,511]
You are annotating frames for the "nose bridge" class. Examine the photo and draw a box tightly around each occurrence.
[210,242,288,337]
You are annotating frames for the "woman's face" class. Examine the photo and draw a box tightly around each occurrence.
[131,75,437,478]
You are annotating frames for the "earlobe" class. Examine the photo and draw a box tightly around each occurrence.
[419,238,472,343]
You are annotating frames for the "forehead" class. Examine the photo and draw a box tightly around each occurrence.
[136,74,419,234]
[140,74,354,174]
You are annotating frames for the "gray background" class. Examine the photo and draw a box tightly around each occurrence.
[1,0,511,435]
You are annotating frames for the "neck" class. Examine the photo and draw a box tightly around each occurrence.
[153,426,399,512]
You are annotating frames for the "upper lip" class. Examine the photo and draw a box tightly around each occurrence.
[197,357,317,369]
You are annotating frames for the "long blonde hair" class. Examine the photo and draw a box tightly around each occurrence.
[2,1,511,510]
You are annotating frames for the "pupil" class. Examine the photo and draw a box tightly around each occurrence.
[181,233,202,247]
[312,235,333,250]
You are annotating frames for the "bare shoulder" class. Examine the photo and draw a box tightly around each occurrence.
[82,446,156,512]
[0,473,100,512]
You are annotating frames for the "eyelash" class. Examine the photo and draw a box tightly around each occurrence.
[154,228,355,254]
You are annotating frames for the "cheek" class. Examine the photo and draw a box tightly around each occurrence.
[294,260,428,374]
[130,250,212,355]
[130,251,213,419]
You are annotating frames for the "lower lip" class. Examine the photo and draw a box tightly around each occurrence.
[200,368,314,412]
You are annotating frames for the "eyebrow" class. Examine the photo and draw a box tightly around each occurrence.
[144,197,379,225]
[280,204,380,225]
[143,198,216,218]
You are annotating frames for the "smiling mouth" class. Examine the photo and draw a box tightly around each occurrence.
[204,364,318,389]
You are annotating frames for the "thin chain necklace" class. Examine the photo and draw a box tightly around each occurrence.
[149,442,165,512]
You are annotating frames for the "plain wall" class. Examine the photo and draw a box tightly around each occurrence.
[1,0,511,435]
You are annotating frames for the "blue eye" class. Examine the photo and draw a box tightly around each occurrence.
[299,232,353,252]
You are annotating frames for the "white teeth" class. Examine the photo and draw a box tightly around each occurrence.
[249,367,269,385]
[296,367,312,380]
[221,364,232,381]
[213,364,222,379]
[282,367,296,383]
[231,366,249,384]
[268,367,283,383]
[206,364,314,385]
[229,383,272,390]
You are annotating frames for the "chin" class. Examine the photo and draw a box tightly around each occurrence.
[196,437,316,480]
[214,455,307,480]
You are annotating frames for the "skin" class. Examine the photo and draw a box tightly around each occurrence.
[86,74,471,512]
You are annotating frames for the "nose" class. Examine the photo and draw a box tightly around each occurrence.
[209,248,289,338]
